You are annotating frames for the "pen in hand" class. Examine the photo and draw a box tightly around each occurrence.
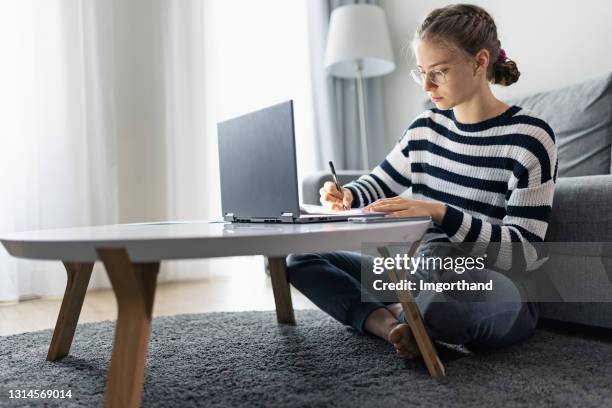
[328,160,348,211]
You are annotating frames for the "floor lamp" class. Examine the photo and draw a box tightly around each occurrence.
[324,4,395,170]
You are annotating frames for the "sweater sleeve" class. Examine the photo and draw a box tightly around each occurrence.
[342,128,414,208]
[437,146,558,272]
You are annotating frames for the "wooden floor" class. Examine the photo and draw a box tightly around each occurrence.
[0,263,316,336]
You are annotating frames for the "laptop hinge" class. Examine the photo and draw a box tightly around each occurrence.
[224,213,236,222]
[280,212,295,222]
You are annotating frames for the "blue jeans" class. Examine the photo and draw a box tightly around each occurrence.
[286,249,538,349]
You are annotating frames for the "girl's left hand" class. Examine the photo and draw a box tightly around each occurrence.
[364,197,447,224]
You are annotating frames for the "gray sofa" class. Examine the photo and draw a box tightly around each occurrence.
[303,72,612,329]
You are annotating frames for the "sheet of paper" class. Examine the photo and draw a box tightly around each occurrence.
[300,204,385,217]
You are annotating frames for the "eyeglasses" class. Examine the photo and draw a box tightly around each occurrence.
[410,68,448,86]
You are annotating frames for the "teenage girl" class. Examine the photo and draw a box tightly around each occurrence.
[287,3,557,357]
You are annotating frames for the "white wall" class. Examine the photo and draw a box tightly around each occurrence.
[111,0,316,223]
[380,0,612,150]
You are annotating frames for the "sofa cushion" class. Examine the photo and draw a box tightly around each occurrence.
[509,72,612,177]
[545,174,612,242]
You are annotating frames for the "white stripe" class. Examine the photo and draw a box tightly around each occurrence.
[353,182,372,204]
[409,127,543,184]
[453,211,473,242]
[361,175,385,199]
[472,222,491,255]
[346,183,365,207]
[506,225,539,270]
[355,179,376,202]
[385,143,413,181]
[409,150,514,184]
[414,114,557,185]
[408,138,529,188]
[428,109,555,145]
[508,179,555,207]
[370,165,410,196]
[412,174,506,211]
[411,191,492,222]
[503,216,548,240]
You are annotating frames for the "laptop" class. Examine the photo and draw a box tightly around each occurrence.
[216,100,381,223]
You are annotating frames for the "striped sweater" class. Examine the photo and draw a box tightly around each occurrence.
[344,105,558,273]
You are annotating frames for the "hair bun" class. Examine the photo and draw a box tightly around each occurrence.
[493,59,520,86]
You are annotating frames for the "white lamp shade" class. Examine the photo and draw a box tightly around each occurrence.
[324,4,395,79]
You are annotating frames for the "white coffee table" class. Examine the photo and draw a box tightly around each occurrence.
[1,219,436,407]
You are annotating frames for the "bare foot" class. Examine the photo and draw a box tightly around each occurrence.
[388,323,420,359]
[386,303,403,321]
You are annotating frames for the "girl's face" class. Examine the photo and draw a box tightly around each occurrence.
[413,39,486,110]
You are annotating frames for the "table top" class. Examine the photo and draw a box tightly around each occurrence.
[0,219,431,262]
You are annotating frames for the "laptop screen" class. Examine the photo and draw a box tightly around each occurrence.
[217,100,301,220]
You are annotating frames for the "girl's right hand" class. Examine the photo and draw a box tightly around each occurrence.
[319,181,353,211]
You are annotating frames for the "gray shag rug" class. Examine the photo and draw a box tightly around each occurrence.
[1,309,611,407]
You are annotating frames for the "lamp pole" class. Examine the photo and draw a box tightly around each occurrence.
[354,59,369,170]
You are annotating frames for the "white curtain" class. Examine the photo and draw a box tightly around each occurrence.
[0,0,315,303]
[0,0,215,302]
[1,1,120,301]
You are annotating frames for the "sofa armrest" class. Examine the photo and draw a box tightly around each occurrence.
[546,174,612,242]
[301,170,367,205]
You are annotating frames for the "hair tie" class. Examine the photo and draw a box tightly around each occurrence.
[497,48,507,63]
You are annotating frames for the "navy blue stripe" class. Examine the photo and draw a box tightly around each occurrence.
[505,115,555,143]
[439,205,463,237]
[345,185,361,208]
[406,140,529,186]
[490,224,502,242]
[421,107,522,129]
[506,205,551,223]
[347,183,366,206]
[426,105,522,132]
[464,217,483,242]
[414,107,555,144]
[411,118,551,184]
[505,223,544,243]
[360,178,382,202]
[369,173,397,198]
[486,224,502,266]
[427,108,453,121]
[460,216,482,253]
[355,179,376,202]
[408,115,434,131]
[509,228,521,243]
[353,183,372,205]
[509,229,527,272]
[380,159,411,187]
[411,163,508,194]
[412,183,506,219]
[506,224,547,263]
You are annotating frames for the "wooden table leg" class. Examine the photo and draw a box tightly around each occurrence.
[267,256,296,325]
[47,262,94,361]
[97,248,160,408]
[377,244,446,377]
